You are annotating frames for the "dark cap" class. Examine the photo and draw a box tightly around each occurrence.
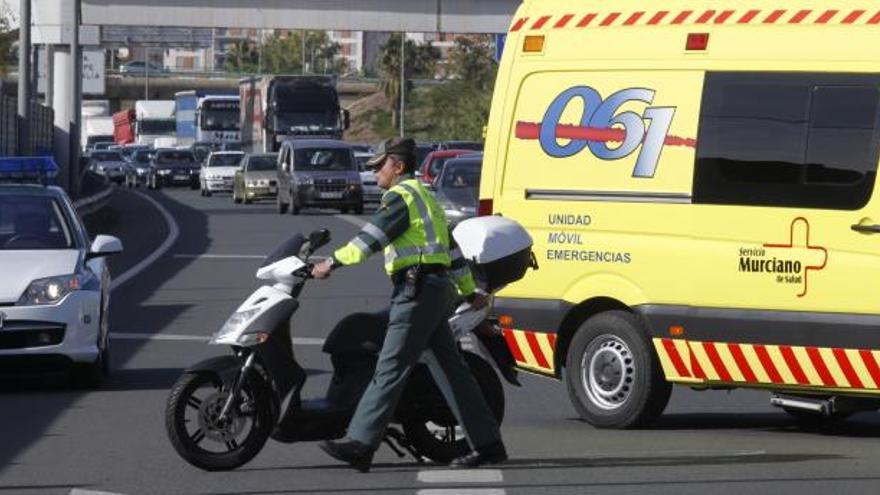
[366,137,416,168]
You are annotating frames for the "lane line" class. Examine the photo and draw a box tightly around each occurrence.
[111,191,180,291]
[418,470,503,483]
[70,489,126,495]
[110,332,324,345]
[417,490,505,495]
[172,254,265,259]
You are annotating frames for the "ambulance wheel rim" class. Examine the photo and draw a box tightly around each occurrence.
[582,334,634,410]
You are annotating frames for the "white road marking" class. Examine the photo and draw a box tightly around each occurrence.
[338,214,368,228]
[418,470,503,484]
[172,254,265,259]
[111,191,180,291]
[70,489,126,495]
[110,332,324,345]
[417,490,505,495]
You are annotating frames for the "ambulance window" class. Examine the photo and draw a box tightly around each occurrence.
[693,73,880,210]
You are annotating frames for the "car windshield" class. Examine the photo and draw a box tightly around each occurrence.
[294,148,354,171]
[132,150,152,164]
[156,151,196,165]
[139,120,176,135]
[201,101,240,131]
[247,155,277,171]
[91,151,123,162]
[208,153,244,167]
[428,157,450,177]
[0,194,75,250]
[440,161,481,190]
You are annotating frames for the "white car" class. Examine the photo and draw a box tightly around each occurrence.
[0,170,123,387]
[354,151,382,205]
[200,151,245,196]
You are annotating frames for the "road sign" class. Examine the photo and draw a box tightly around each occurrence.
[38,49,106,96]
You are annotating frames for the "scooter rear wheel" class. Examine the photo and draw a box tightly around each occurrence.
[165,370,275,471]
[402,351,505,464]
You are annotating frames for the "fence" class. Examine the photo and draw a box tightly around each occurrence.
[0,96,55,156]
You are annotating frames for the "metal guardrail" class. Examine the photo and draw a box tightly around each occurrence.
[73,183,114,216]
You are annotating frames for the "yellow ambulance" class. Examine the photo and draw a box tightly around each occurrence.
[482,0,880,428]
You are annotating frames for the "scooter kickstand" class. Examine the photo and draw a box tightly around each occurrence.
[384,427,425,463]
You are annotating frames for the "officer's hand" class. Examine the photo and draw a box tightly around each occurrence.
[311,260,333,279]
[467,292,489,310]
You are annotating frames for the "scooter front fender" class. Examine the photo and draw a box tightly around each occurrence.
[184,355,242,385]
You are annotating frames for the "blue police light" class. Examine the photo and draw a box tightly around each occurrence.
[0,156,59,184]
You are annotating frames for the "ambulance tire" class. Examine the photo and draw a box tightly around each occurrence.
[565,310,671,429]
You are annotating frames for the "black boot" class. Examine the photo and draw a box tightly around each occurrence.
[319,438,375,473]
[449,441,508,468]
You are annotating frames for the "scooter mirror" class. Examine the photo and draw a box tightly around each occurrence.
[308,229,331,250]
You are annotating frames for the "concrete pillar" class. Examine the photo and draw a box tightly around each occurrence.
[52,47,72,190]
[70,0,82,193]
[18,0,32,155]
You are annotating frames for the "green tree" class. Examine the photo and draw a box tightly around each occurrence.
[424,36,497,140]
[378,33,440,130]
[224,40,259,73]
[0,4,16,76]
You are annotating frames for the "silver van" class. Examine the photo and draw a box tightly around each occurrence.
[276,139,363,215]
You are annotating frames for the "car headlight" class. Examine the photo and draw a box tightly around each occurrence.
[247,180,259,186]
[158,169,172,175]
[17,273,91,306]
[216,307,260,338]
[136,167,148,174]
[299,177,314,186]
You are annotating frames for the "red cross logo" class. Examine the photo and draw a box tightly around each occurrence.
[763,217,827,297]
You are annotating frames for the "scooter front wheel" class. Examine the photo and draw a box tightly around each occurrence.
[165,370,275,471]
[402,351,505,464]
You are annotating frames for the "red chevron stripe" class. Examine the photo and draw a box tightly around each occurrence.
[806,347,836,386]
[624,12,644,26]
[816,10,838,24]
[869,11,880,24]
[833,348,863,388]
[554,14,575,28]
[780,346,810,385]
[503,328,525,363]
[662,339,691,378]
[648,11,669,25]
[686,341,705,379]
[695,10,716,24]
[671,11,693,24]
[789,10,812,24]
[764,10,787,24]
[754,345,783,384]
[703,342,732,382]
[510,17,528,32]
[531,15,551,30]
[524,331,550,369]
[859,350,880,386]
[577,13,597,28]
[728,344,757,383]
[601,13,621,26]
[547,333,557,350]
[738,10,761,23]
[843,10,866,24]
[714,10,735,24]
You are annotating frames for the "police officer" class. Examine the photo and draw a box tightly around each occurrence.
[311,137,507,472]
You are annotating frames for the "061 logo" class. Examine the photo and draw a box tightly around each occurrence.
[515,85,696,178]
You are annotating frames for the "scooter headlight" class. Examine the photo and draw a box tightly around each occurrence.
[217,307,260,338]
[237,332,270,346]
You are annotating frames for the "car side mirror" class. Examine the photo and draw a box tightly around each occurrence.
[88,235,123,259]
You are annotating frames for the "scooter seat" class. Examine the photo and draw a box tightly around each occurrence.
[322,309,390,356]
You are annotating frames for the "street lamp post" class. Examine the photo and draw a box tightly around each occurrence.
[18,0,32,155]
[399,32,405,137]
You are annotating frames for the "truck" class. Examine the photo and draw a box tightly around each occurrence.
[81,100,114,151]
[112,109,136,145]
[135,100,176,146]
[239,76,349,153]
[175,91,240,147]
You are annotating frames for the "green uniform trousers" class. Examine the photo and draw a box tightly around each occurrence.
[346,272,502,450]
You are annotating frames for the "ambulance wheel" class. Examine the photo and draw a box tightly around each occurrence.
[564,310,671,429]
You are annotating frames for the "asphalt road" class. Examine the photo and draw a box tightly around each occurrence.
[3,187,880,495]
